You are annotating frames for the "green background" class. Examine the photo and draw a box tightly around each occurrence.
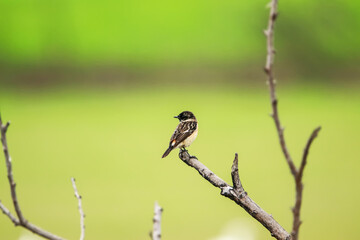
[0,0,359,239]
[1,87,359,239]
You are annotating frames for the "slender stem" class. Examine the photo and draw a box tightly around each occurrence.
[0,201,20,225]
[264,0,297,177]
[151,202,163,240]
[291,127,321,240]
[297,127,321,181]
[0,118,26,223]
[263,1,322,239]
[71,178,85,240]
[0,115,64,240]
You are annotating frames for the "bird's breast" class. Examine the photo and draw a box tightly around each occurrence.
[181,128,198,148]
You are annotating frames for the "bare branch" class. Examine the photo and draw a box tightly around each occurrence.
[291,127,321,239]
[0,200,20,225]
[178,150,291,240]
[263,1,322,240]
[264,0,297,177]
[71,178,85,240]
[0,115,64,240]
[0,115,26,223]
[231,153,244,193]
[298,127,321,181]
[151,201,163,240]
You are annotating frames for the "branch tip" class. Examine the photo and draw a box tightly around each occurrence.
[151,202,163,240]
[0,201,20,225]
[3,122,10,132]
[231,153,243,193]
[71,178,85,240]
[298,126,322,181]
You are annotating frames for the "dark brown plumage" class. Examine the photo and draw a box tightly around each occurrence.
[162,111,198,158]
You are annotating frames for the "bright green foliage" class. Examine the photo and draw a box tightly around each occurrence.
[0,0,358,67]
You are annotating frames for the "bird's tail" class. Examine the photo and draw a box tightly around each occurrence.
[162,147,173,158]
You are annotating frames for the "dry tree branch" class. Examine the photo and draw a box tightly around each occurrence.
[291,127,321,240]
[263,1,321,240]
[264,0,297,177]
[0,114,64,240]
[231,153,244,193]
[172,1,321,239]
[178,151,291,240]
[150,201,163,240]
[0,115,86,240]
[0,200,19,225]
[298,127,321,182]
[71,178,85,240]
[0,116,64,239]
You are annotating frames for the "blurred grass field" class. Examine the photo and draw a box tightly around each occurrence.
[0,85,359,239]
[1,0,359,239]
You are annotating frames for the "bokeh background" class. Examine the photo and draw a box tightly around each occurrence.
[0,0,359,239]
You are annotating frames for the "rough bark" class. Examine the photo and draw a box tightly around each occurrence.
[178,151,291,240]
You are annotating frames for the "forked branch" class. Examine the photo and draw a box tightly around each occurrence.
[263,0,321,239]
[0,115,64,240]
[178,151,291,240]
[173,1,321,240]
[0,115,86,240]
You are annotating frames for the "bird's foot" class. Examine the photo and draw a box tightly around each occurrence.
[179,148,197,160]
[189,154,197,159]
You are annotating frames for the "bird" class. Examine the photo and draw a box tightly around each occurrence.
[162,111,198,158]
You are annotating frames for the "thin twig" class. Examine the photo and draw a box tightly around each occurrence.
[0,200,20,225]
[151,201,163,240]
[178,151,291,240]
[297,127,321,181]
[264,0,297,177]
[263,1,321,240]
[231,153,244,193]
[71,178,85,240]
[0,114,64,240]
[291,127,321,239]
[0,116,26,223]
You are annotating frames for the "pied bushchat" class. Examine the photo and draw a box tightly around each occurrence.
[162,111,198,158]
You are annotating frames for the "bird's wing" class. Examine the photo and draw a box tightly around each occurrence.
[170,121,197,148]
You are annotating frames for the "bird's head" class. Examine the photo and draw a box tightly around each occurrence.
[174,111,196,121]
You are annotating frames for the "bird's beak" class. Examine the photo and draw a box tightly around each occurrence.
[174,116,179,119]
